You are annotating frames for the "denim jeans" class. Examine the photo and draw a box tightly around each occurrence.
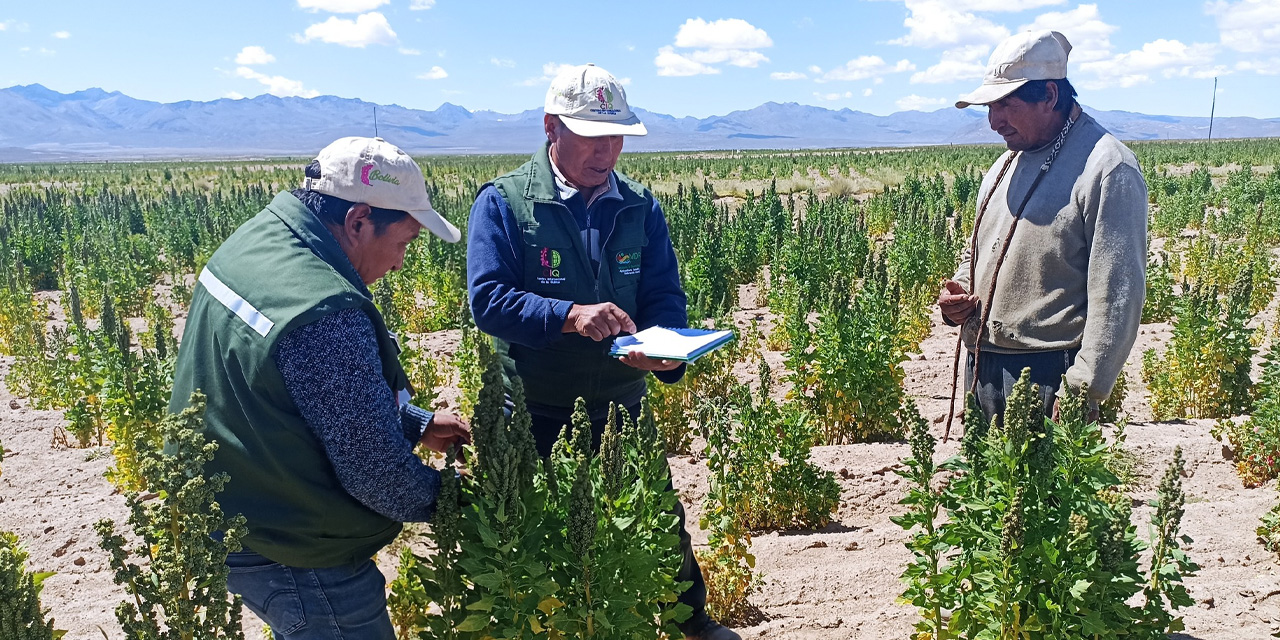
[964,347,1080,426]
[225,550,394,640]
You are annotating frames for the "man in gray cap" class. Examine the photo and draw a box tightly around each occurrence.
[938,30,1148,425]
[467,63,739,640]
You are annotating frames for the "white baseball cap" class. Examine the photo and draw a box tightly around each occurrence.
[302,136,461,243]
[956,30,1073,109]
[545,63,647,137]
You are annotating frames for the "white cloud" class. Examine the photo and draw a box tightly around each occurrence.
[889,0,1010,48]
[656,17,772,76]
[235,67,320,97]
[674,17,772,49]
[1207,0,1280,53]
[297,0,387,12]
[297,12,397,47]
[519,62,579,86]
[770,71,808,80]
[863,88,874,96]
[896,94,949,111]
[655,46,720,76]
[417,66,448,80]
[410,0,436,9]
[814,91,855,101]
[1020,3,1117,63]
[52,30,70,39]
[224,91,245,100]
[235,46,276,65]
[490,57,516,68]
[910,44,988,84]
[618,77,632,86]
[952,0,1064,9]
[1078,39,1220,89]
[1,20,29,32]
[1237,57,1280,75]
[398,47,421,55]
[817,56,915,82]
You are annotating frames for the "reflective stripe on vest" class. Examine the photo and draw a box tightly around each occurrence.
[198,267,275,337]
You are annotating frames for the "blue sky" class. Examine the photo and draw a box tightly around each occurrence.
[2,0,1278,118]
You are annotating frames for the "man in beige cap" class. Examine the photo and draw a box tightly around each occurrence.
[170,136,469,639]
[938,30,1148,425]
[467,64,739,640]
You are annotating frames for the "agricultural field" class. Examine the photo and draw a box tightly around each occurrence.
[3,139,1280,639]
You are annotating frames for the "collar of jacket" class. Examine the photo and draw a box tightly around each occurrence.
[265,191,371,298]
[524,141,646,211]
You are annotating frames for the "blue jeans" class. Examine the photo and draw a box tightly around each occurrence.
[226,550,394,640]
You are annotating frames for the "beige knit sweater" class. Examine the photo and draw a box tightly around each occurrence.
[953,111,1148,401]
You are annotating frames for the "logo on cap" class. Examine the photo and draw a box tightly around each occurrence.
[595,87,613,110]
[360,163,401,187]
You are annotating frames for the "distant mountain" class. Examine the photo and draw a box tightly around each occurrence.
[2,84,1278,161]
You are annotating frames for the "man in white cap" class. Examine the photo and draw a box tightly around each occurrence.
[938,30,1148,425]
[467,64,739,640]
[170,136,470,639]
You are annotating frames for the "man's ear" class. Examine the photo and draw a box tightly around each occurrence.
[544,114,560,142]
[345,203,372,236]
[1045,81,1060,112]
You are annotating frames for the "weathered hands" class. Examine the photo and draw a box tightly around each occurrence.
[938,279,979,325]
[618,351,682,372]
[419,412,471,453]
[563,302,637,341]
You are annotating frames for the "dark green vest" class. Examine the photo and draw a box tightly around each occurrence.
[489,143,651,416]
[169,191,411,568]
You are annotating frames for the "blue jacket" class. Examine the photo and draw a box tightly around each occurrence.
[467,171,687,411]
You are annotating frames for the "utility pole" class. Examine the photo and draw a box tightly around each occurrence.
[1208,77,1217,142]
[374,105,379,138]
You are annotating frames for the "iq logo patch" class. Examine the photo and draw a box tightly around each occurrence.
[591,86,620,116]
[538,248,566,286]
[615,250,641,276]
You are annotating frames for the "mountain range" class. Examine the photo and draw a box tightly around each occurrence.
[3,84,1279,161]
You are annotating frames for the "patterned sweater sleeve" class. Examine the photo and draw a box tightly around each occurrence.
[274,308,441,522]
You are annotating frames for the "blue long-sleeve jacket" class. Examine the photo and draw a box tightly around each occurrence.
[467,179,687,387]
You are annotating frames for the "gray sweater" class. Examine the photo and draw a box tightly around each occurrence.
[953,111,1148,401]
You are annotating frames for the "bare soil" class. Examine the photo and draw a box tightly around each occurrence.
[3,303,1279,639]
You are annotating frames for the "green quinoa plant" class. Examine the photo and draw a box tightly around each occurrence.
[0,530,62,640]
[95,392,247,640]
[1143,268,1255,420]
[391,347,689,639]
[695,397,761,625]
[718,361,840,531]
[896,371,1196,639]
[1213,339,1280,487]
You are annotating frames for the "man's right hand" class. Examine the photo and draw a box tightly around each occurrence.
[563,303,637,341]
[938,279,979,325]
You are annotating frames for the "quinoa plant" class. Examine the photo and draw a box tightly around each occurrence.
[896,371,1196,639]
[1213,339,1280,486]
[391,347,689,639]
[95,392,247,640]
[0,530,61,640]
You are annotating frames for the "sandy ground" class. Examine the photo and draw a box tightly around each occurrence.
[4,299,1280,639]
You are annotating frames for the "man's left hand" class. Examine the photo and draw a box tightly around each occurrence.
[1051,398,1101,424]
[619,352,682,372]
[419,412,471,453]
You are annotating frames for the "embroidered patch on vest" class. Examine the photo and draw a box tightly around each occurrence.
[538,247,567,286]
[615,250,641,276]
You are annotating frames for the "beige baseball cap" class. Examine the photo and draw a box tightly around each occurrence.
[302,136,460,243]
[956,30,1073,109]
[545,63,647,137]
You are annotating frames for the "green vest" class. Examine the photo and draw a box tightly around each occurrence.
[169,191,411,569]
[489,143,651,416]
